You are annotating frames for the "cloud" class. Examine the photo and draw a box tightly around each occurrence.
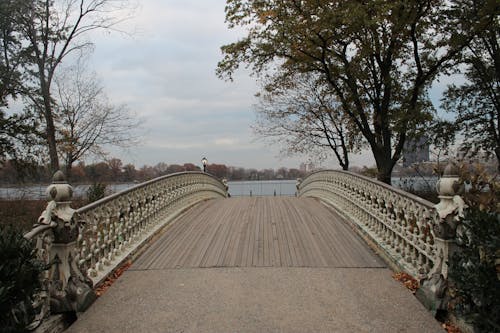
[214,138,238,146]
[85,0,400,170]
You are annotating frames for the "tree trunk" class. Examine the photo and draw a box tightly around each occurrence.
[64,157,73,181]
[40,76,59,172]
[42,91,59,173]
[495,146,500,173]
[373,149,394,185]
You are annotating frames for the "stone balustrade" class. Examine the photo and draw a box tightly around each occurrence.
[24,171,227,328]
[297,170,439,279]
[75,172,227,286]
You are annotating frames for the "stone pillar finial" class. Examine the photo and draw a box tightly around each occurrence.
[434,162,466,238]
[46,170,73,202]
[222,178,229,196]
[416,160,467,315]
[35,170,96,314]
[296,178,302,190]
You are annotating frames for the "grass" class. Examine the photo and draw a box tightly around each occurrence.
[0,199,86,232]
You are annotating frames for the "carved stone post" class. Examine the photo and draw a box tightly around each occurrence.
[296,178,302,197]
[222,178,229,197]
[37,171,96,314]
[416,162,466,315]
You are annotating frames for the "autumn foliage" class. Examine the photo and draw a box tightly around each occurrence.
[95,261,132,297]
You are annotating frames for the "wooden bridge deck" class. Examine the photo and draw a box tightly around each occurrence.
[68,197,443,333]
[133,197,383,269]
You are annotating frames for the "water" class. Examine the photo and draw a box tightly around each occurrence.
[0,176,439,200]
[227,180,297,197]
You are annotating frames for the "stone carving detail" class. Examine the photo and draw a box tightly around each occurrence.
[297,170,439,279]
[25,171,227,328]
[25,171,96,328]
[417,163,466,313]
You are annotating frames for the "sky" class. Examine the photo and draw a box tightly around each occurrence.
[85,0,456,170]
[83,0,375,170]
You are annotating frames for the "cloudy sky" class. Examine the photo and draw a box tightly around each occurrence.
[86,0,454,170]
[83,0,371,170]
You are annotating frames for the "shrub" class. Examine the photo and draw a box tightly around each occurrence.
[86,182,107,203]
[449,164,500,332]
[0,225,46,332]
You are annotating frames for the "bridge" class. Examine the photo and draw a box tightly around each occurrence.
[25,168,465,332]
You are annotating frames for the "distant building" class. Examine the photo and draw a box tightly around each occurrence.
[299,162,315,172]
[402,136,430,167]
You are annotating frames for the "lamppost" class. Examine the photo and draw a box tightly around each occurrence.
[202,157,208,173]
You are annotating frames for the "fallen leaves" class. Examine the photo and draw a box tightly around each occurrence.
[392,272,419,294]
[442,321,461,333]
[95,261,132,297]
[392,272,463,332]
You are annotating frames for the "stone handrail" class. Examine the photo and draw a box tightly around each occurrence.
[297,170,438,278]
[24,171,227,327]
[75,171,227,285]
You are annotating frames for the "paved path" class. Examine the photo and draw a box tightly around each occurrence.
[67,197,443,332]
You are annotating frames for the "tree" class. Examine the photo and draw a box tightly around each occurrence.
[154,162,169,175]
[53,58,140,179]
[166,164,184,174]
[122,163,136,182]
[0,0,23,107]
[0,1,41,166]
[217,0,493,184]
[440,4,500,170]
[183,163,200,171]
[207,163,228,179]
[108,158,123,181]
[0,110,41,163]
[255,73,361,170]
[15,0,132,172]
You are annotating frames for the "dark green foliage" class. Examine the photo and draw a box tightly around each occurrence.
[86,182,107,203]
[0,225,46,332]
[439,0,500,169]
[450,208,500,332]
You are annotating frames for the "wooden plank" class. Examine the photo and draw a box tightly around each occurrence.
[262,198,272,266]
[133,200,209,269]
[278,198,303,266]
[221,199,245,266]
[251,198,261,266]
[273,197,292,266]
[165,201,219,268]
[133,196,384,270]
[287,198,328,267]
[198,199,234,267]
[162,200,224,268]
[257,198,265,267]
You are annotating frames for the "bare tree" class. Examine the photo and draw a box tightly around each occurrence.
[54,58,140,178]
[254,74,362,170]
[15,0,133,172]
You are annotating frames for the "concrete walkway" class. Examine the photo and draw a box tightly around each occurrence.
[67,267,442,332]
[66,198,443,332]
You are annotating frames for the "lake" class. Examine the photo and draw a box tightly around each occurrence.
[0,176,438,200]
[227,180,297,197]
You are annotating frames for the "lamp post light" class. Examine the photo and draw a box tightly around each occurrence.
[202,157,208,173]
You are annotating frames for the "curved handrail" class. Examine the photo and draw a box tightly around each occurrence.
[298,169,438,278]
[75,171,227,285]
[24,223,54,240]
[77,171,225,213]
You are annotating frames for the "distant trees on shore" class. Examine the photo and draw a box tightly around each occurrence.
[0,158,308,184]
